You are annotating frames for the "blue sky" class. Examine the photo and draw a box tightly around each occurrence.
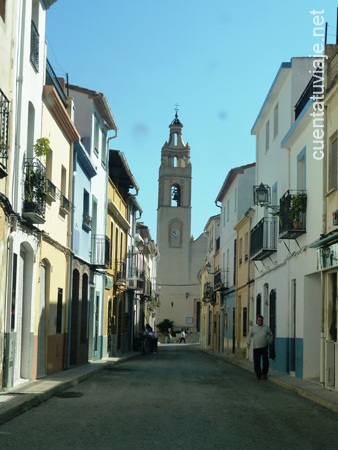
[46,1,337,240]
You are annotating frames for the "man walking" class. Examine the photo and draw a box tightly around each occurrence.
[246,315,273,380]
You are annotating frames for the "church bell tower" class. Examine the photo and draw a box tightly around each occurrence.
[156,111,196,329]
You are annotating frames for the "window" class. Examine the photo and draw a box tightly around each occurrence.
[101,130,107,167]
[329,135,338,191]
[243,307,248,336]
[265,120,270,152]
[227,199,230,222]
[274,104,278,139]
[171,184,181,207]
[297,148,306,190]
[56,288,63,333]
[239,237,243,265]
[82,190,91,231]
[30,21,39,71]
[256,294,262,317]
[244,232,248,261]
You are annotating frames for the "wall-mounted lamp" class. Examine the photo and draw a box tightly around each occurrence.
[253,183,279,212]
[205,261,212,274]
[253,183,271,206]
[185,292,190,299]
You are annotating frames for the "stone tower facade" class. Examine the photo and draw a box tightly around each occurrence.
[156,113,207,333]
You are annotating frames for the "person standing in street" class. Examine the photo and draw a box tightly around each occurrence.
[246,315,273,380]
[179,329,186,343]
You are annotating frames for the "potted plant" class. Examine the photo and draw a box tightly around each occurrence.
[289,192,307,229]
[33,137,51,158]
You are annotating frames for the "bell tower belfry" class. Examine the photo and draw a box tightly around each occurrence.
[156,111,204,331]
[157,111,192,259]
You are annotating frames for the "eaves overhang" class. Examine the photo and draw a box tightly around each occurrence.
[67,84,118,132]
[109,150,139,194]
[74,141,97,179]
[43,85,80,142]
[42,0,57,9]
[215,163,255,203]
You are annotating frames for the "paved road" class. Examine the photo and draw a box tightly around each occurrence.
[0,345,336,450]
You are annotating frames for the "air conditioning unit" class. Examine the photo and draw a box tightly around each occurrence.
[127,277,137,289]
[333,210,338,226]
[127,277,144,290]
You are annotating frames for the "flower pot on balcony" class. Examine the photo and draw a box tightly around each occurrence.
[292,220,302,229]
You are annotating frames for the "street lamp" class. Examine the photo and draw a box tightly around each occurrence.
[253,183,279,212]
[253,183,270,206]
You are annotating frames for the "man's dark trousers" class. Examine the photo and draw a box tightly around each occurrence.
[253,345,269,377]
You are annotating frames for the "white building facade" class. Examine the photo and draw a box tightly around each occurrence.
[251,57,323,379]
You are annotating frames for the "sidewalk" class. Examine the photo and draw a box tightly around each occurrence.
[198,347,338,414]
[0,354,137,426]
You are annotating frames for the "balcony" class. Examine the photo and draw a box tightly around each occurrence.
[46,178,57,202]
[0,89,9,178]
[22,158,46,224]
[46,59,67,106]
[202,282,214,304]
[82,212,92,232]
[115,260,126,287]
[213,269,229,291]
[91,235,111,268]
[278,190,307,239]
[59,194,72,215]
[250,217,277,261]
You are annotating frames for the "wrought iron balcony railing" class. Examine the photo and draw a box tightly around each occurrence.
[22,158,46,224]
[213,269,229,291]
[46,178,57,202]
[0,89,9,177]
[250,217,277,261]
[59,194,72,215]
[202,282,214,303]
[46,59,67,106]
[115,259,126,286]
[278,190,307,239]
[82,212,92,231]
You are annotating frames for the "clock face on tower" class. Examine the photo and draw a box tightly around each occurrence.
[171,229,180,237]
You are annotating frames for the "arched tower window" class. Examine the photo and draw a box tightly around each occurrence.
[171,183,181,207]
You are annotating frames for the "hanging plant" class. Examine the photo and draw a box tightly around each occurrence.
[33,137,51,157]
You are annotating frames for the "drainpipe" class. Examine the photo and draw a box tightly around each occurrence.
[319,101,328,384]
[246,207,255,360]
[12,0,26,212]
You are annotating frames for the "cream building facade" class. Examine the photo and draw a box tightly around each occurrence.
[156,113,207,332]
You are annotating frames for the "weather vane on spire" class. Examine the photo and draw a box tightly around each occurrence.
[171,103,183,125]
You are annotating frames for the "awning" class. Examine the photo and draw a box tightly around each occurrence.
[309,231,338,249]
